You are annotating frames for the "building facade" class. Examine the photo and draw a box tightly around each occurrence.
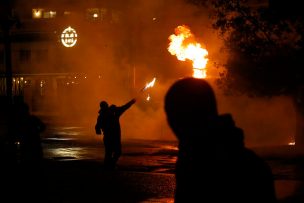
[0,0,134,117]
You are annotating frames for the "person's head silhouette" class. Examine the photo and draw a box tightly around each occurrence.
[164,77,218,139]
[100,101,109,110]
[164,77,277,203]
[14,101,30,117]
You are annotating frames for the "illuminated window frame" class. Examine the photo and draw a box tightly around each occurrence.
[43,11,56,18]
[86,8,107,21]
[32,8,43,19]
[32,8,56,19]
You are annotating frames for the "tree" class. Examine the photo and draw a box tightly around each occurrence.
[190,0,304,147]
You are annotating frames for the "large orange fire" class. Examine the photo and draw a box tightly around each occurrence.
[168,25,209,78]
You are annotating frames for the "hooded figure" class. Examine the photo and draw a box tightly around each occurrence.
[164,77,277,203]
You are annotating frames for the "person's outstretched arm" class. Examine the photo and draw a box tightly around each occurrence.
[116,98,136,116]
[125,98,136,108]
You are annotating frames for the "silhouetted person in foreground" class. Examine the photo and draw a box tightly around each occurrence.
[164,77,277,203]
[1,101,46,203]
[95,98,136,169]
[10,101,45,165]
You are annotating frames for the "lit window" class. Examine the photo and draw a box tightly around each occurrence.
[64,11,71,15]
[86,8,107,21]
[50,11,56,18]
[32,9,56,19]
[32,9,43,19]
[44,11,56,18]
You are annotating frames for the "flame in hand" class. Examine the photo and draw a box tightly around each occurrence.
[143,77,156,91]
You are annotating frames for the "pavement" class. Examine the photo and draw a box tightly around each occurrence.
[255,145,304,203]
[1,122,304,202]
[275,180,304,203]
[1,158,304,203]
[1,159,175,203]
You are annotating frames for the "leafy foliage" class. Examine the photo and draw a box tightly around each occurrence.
[194,0,304,97]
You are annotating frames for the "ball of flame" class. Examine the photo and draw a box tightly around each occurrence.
[168,25,208,78]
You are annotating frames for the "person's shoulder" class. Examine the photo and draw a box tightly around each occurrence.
[242,148,264,161]
[242,148,272,171]
[29,114,40,120]
[29,115,44,124]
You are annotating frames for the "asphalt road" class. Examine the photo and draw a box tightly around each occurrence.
[2,125,304,203]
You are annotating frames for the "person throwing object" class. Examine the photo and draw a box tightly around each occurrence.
[95,98,136,169]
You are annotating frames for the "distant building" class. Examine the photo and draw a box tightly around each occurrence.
[0,0,131,116]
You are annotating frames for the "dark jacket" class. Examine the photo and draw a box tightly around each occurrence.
[174,114,277,203]
[95,99,135,141]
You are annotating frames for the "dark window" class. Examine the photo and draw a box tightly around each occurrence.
[36,49,48,63]
[0,50,3,65]
[19,49,31,63]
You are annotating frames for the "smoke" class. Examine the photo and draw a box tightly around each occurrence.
[211,81,296,147]
[15,0,297,146]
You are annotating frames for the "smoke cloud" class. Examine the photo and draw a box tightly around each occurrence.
[15,0,296,146]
